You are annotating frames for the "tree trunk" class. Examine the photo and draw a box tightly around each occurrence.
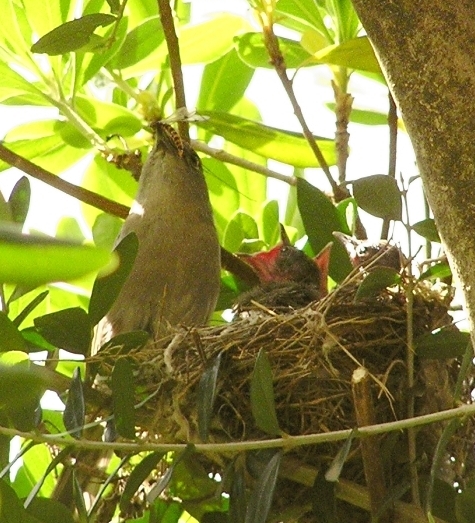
[351,0,475,343]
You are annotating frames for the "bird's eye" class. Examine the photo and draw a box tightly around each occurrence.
[189,151,201,170]
[356,246,367,255]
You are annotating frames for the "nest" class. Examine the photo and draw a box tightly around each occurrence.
[94,274,474,517]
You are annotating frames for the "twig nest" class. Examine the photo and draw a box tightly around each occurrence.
[108,276,462,467]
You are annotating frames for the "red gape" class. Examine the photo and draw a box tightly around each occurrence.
[235,224,332,311]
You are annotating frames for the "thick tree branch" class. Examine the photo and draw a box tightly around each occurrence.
[350,0,475,345]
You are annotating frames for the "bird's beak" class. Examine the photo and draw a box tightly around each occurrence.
[314,242,333,296]
[280,223,292,246]
[237,245,282,283]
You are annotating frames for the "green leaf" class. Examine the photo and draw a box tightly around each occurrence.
[419,262,452,281]
[250,349,280,436]
[415,328,469,359]
[456,481,475,523]
[0,61,45,105]
[0,311,27,352]
[8,176,30,225]
[111,357,136,439]
[74,95,142,137]
[276,0,331,39]
[198,48,254,113]
[412,218,441,243]
[352,175,402,221]
[196,111,335,168]
[325,430,355,482]
[34,307,92,355]
[354,268,401,301]
[197,352,222,442]
[147,445,195,503]
[31,13,116,55]
[313,37,381,74]
[56,217,85,243]
[261,201,280,246]
[88,232,138,326]
[245,451,281,523]
[120,452,164,512]
[63,368,85,439]
[326,103,389,126]
[0,228,115,287]
[26,497,75,523]
[0,362,45,419]
[92,213,123,250]
[0,478,27,521]
[180,14,252,64]
[234,32,312,69]
[312,469,337,523]
[296,178,352,282]
[109,16,164,69]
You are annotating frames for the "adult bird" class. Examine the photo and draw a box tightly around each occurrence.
[54,122,221,509]
[236,225,332,311]
[104,122,221,340]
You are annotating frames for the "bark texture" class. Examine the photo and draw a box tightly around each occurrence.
[351,0,475,340]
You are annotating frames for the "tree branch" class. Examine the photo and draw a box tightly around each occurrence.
[157,0,189,140]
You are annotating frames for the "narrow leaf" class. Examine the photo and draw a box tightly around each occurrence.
[245,451,281,523]
[312,470,337,523]
[355,268,401,301]
[250,349,280,436]
[120,452,164,512]
[63,368,85,439]
[34,307,91,355]
[146,445,195,503]
[8,176,30,225]
[352,175,402,221]
[198,352,222,442]
[31,13,116,55]
[0,311,27,352]
[88,232,138,326]
[325,430,355,482]
[415,328,469,359]
[230,465,247,523]
[111,358,136,439]
[26,498,75,523]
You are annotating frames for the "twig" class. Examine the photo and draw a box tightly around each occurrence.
[331,79,353,185]
[401,178,420,506]
[352,367,392,523]
[157,0,189,140]
[1,400,474,453]
[191,140,297,185]
[255,6,342,198]
[381,90,398,239]
[0,144,129,219]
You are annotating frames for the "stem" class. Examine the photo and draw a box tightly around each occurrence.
[0,144,129,219]
[381,90,398,239]
[0,400,473,454]
[402,180,420,506]
[157,0,189,140]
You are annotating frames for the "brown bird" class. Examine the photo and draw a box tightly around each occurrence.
[105,122,221,339]
[236,225,332,311]
[54,123,221,509]
[333,231,404,272]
